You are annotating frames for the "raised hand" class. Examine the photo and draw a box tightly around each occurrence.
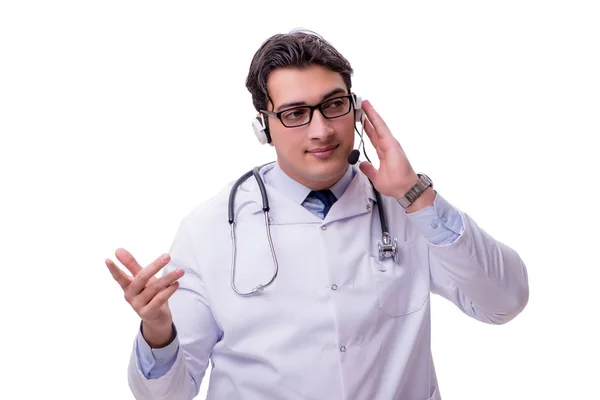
[358,100,435,212]
[357,100,420,198]
[105,248,184,347]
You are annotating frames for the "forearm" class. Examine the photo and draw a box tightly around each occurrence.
[429,208,529,323]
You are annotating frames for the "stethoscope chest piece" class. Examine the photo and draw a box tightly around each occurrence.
[378,232,399,263]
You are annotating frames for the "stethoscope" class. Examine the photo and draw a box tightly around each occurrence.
[228,117,399,296]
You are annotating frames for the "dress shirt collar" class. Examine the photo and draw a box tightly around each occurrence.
[267,161,355,205]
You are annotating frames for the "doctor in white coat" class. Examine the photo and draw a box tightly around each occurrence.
[105,30,529,400]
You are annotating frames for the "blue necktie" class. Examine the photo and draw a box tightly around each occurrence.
[308,189,337,217]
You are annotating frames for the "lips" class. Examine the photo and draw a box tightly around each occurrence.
[306,144,339,159]
[307,144,338,153]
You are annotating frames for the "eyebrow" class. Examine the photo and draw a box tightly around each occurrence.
[275,88,347,112]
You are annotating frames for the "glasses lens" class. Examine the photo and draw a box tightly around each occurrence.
[321,96,351,118]
[280,107,311,127]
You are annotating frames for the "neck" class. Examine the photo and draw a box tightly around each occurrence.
[278,162,347,191]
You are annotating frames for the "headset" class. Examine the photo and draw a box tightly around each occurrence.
[252,93,363,145]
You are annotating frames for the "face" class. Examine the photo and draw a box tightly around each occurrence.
[265,65,355,191]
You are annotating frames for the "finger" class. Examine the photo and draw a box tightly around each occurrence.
[362,100,390,139]
[362,114,381,149]
[138,281,179,321]
[105,258,133,289]
[129,253,171,295]
[115,248,144,277]
[362,113,375,133]
[359,161,378,182]
[138,268,185,306]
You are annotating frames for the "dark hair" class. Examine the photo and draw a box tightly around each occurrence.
[245,29,354,112]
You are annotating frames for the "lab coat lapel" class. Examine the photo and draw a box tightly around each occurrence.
[324,169,377,224]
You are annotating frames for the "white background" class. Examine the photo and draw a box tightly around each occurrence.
[1,1,599,399]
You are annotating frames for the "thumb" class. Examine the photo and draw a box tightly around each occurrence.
[359,161,377,182]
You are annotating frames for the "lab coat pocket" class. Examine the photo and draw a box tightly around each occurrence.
[369,243,429,318]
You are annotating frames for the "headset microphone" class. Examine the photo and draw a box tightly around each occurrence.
[348,149,360,165]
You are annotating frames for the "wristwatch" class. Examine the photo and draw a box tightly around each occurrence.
[397,173,433,208]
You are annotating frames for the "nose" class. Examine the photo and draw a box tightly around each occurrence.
[307,109,335,140]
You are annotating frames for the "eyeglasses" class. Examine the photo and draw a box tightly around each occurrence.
[261,95,353,128]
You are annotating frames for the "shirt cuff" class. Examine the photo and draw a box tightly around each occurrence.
[135,322,180,379]
[404,191,464,245]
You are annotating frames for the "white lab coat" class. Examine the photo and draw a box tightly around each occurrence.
[128,164,529,400]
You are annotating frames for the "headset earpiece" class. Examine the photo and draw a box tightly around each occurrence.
[252,114,271,144]
[352,93,363,124]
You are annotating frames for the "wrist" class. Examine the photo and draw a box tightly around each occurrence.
[141,320,175,349]
[404,187,435,213]
[396,173,434,210]
[393,174,420,200]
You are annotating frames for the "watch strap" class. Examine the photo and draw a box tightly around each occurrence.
[397,173,433,208]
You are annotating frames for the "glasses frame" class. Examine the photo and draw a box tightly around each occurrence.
[260,94,354,128]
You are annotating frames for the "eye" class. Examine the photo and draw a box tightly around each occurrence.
[323,97,350,112]
[281,108,309,122]
[324,99,344,109]
[321,97,350,117]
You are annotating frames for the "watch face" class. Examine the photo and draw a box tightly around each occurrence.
[419,174,432,187]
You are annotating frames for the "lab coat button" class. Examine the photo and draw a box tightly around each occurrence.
[331,284,338,291]
[366,204,372,211]
[430,222,438,229]
[340,346,346,352]
[321,225,327,231]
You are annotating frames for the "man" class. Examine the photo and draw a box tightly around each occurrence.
[105,30,529,400]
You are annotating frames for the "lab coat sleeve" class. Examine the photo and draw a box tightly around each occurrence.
[135,322,180,379]
[128,217,223,400]
[414,193,529,324]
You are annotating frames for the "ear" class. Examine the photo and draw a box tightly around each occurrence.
[352,93,363,124]
[252,114,271,144]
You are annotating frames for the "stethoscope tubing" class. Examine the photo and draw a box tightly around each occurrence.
[227,163,396,296]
